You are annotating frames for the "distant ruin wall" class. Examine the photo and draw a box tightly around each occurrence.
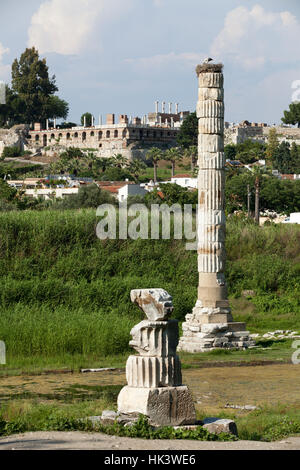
[225,125,300,146]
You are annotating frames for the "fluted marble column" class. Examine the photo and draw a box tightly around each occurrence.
[178,64,255,353]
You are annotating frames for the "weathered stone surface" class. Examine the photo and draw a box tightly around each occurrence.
[129,319,179,357]
[201,323,228,334]
[130,288,173,321]
[198,73,224,88]
[117,386,196,426]
[202,418,238,436]
[100,410,118,425]
[197,152,225,170]
[198,134,224,153]
[199,118,224,135]
[126,354,182,388]
[198,87,224,102]
[197,101,224,118]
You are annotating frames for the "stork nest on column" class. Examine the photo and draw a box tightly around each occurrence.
[196,63,223,75]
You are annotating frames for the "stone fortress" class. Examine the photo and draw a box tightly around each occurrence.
[225,120,300,146]
[25,102,190,161]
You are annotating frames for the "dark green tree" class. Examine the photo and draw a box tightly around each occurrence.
[282,102,300,128]
[290,142,300,174]
[11,47,64,124]
[176,112,197,148]
[45,96,69,121]
[273,142,292,174]
[224,145,237,161]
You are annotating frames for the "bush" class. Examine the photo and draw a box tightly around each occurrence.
[1,146,22,159]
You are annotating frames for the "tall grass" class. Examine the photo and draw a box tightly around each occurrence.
[0,210,299,367]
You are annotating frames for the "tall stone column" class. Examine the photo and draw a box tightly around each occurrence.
[178,64,255,353]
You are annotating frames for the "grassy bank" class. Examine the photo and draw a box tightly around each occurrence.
[0,209,299,373]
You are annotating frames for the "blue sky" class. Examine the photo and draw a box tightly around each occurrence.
[1,0,300,124]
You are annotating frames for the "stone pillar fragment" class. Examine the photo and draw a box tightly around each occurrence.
[117,289,196,426]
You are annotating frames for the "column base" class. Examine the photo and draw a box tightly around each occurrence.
[117,385,196,426]
[178,308,255,353]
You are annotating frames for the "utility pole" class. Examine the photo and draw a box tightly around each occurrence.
[247,184,251,218]
[255,177,260,225]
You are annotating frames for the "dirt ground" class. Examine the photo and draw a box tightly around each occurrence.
[0,431,300,450]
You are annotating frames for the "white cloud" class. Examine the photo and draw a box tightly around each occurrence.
[0,43,10,81]
[211,4,300,69]
[125,51,205,68]
[27,0,132,55]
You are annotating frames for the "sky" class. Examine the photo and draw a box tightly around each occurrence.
[0,0,300,125]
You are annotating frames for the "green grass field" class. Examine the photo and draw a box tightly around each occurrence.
[0,209,299,374]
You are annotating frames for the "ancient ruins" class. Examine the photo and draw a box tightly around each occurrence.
[117,288,196,426]
[178,63,255,353]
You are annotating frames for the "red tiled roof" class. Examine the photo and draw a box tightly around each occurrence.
[281,174,294,180]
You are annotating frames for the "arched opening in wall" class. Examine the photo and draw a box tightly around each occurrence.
[106,130,110,138]
[98,131,103,140]
[51,133,55,139]
[82,132,86,142]
[74,132,78,138]
[114,130,118,138]
[66,133,71,140]
[35,135,40,142]
[122,129,127,138]
[139,130,143,138]
[59,133,63,139]
[99,144,102,148]
[43,135,47,147]
[90,131,94,137]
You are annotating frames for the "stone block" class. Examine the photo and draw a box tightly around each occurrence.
[126,355,182,388]
[129,319,179,357]
[198,152,225,170]
[201,323,228,334]
[199,118,224,135]
[197,100,224,118]
[198,73,224,89]
[202,418,238,436]
[100,410,118,425]
[227,322,247,332]
[198,134,224,153]
[117,385,196,426]
[198,87,224,102]
[130,288,173,321]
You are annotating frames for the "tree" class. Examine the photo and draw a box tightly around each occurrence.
[111,154,128,168]
[81,112,93,127]
[45,96,69,121]
[183,145,198,171]
[11,47,64,124]
[235,140,266,164]
[273,142,292,174]
[127,159,147,182]
[146,147,163,183]
[164,147,182,177]
[282,102,300,128]
[224,144,237,161]
[176,112,197,148]
[266,128,279,165]
[290,142,300,174]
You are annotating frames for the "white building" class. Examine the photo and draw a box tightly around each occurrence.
[25,188,79,200]
[118,184,147,202]
[170,174,197,189]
